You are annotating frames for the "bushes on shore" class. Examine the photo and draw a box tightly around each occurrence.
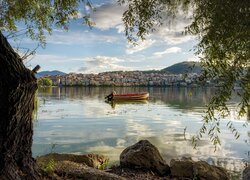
[38,78,52,87]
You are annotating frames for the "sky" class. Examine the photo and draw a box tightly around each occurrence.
[9,0,199,74]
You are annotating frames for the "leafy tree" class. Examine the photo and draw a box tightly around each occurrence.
[119,0,249,147]
[0,0,93,44]
[0,1,91,179]
[37,77,52,87]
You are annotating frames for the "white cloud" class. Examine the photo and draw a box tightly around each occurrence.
[91,2,195,51]
[153,47,182,58]
[126,39,155,54]
[116,24,125,33]
[33,54,83,63]
[155,27,194,45]
[91,2,195,44]
[78,55,132,73]
[46,31,119,45]
[91,3,126,33]
[151,8,195,45]
[186,55,200,62]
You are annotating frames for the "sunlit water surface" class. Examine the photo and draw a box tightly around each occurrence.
[32,87,249,175]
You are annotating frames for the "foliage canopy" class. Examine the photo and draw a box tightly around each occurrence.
[0,0,91,44]
[37,77,52,87]
[120,0,250,146]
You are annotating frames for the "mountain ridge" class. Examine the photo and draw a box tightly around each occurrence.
[37,61,202,77]
[161,61,202,74]
[36,70,66,78]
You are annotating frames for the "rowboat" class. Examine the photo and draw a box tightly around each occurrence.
[105,92,149,101]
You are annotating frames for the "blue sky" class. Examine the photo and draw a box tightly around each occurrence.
[10,1,199,74]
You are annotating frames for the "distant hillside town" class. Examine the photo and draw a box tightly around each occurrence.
[44,71,202,87]
[38,62,209,87]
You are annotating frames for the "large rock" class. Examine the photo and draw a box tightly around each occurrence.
[36,154,124,180]
[54,161,125,180]
[120,140,170,176]
[36,153,108,169]
[170,158,230,180]
[243,166,250,180]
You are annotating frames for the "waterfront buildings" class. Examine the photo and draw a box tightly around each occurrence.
[43,71,201,87]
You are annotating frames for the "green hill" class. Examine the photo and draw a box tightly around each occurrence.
[36,70,66,78]
[161,61,202,74]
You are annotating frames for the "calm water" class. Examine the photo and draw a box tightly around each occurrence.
[33,87,249,173]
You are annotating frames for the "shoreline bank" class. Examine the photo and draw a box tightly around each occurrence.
[36,140,248,179]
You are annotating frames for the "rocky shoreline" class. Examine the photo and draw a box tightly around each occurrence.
[37,140,249,180]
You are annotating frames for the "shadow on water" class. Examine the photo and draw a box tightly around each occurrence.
[105,99,148,109]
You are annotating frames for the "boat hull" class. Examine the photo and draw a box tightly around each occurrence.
[112,92,149,100]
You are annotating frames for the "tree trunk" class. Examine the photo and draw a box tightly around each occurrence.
[0,31,41,179]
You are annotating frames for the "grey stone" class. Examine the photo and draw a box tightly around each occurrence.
[170,158,230,180]
[120,140,170,176]
[36,153,108,169]
[54,161,125,180]
[243,166,250,180]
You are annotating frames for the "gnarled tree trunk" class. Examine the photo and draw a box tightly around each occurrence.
[0,31,41,179]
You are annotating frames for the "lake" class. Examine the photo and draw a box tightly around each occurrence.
[33,86,249,174]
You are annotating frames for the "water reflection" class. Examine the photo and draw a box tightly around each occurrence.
[33,87,249,175]
[105,100,148,109]
[38,86,242,112]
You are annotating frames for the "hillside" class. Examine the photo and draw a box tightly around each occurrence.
[161,61,202,74]
[36,61,202,78]
[36,70,66,78]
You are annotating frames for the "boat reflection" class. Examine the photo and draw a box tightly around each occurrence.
[105,99,148,109]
